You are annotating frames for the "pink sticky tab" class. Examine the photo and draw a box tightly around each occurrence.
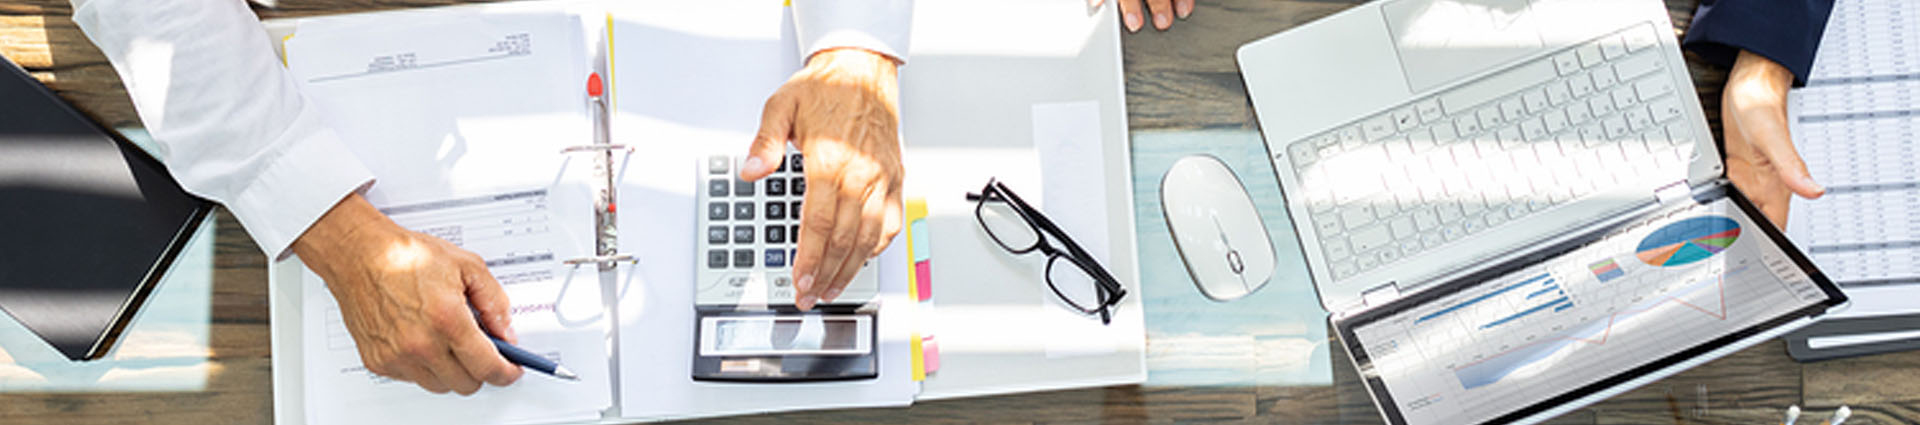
[922,335,940,373]
[914,260,933,301]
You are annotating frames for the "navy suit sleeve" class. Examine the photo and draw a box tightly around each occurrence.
[1683,0,1836,86]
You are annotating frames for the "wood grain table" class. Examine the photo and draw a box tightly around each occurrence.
[3,0,1919,423]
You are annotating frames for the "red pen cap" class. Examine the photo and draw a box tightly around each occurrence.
[587,73,604,97]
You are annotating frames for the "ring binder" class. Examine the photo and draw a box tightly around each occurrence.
[563,253,638,266]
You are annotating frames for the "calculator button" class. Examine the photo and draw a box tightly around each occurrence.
[707,250,728,269]
[766,201,787,219]
[790,225,800,242]
[773,276,791,287]
[708,156,730,174]
[732,249,755,268]
[792,178,806,195]
[767,178,787,196]
[708,202,729,220]
[733,225,755,244]
[727,276,749,287]
[734,202,755,220]
[708,179,729,197]
[790,154,804,173]
[766,225,787,243]
[791,201,803,220]
[707,226,728,244]
[777,156,788,172]
[735,179,756,196]
[765,249,788,268]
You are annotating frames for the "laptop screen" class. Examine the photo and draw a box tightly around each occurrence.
[1337,189,1845,425]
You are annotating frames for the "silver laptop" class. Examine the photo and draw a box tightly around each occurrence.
[1236,0,1850,424]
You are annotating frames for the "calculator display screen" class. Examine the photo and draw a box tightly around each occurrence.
[713,318,859,352]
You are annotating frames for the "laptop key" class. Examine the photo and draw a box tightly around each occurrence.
[1348,224,1391,253]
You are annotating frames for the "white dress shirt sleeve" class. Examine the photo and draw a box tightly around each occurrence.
[69,0,375,258]
[792,0,915,63]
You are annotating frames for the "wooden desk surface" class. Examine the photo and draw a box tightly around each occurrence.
[4,0,1919,423]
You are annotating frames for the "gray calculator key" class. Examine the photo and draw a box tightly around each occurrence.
[707,250,728,269]
[735,179,756,196]
[732,249,754,268]
[766,224,787,243]
[709,202,729,220]
[708,179,730,197]
[734,201,755,220]
[767,177,787,196]
[733,225,755,244]
[708,226,728,244]
[708,156,730,174]
[767,201,787,219]
[792,177,806,195]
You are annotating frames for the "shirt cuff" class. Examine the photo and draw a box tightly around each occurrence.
[792,0,914,64]
[1682,0,1835,87]
[227,106,375,259]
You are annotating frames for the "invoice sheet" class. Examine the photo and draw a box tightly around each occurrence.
[604,2,915,419]
[300,190,608,425]
[1786,0,1920,318]
[282,9,610,425]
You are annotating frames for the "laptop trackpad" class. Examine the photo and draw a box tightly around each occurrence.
[1383,0,1543,93]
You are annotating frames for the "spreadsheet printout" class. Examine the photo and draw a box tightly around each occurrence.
[1786,0,1920,307]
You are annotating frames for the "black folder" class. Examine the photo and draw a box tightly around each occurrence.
[0,56,211,360]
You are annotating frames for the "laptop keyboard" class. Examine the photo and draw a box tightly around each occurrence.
[1280,23,1698,281]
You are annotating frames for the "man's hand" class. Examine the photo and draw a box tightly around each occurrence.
[743,48,904,311]
[293,193,523,395]
[1093,0,1193,32]
[1722,50,1825,228]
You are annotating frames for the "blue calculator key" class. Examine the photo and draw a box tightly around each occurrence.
[765,249,788,268]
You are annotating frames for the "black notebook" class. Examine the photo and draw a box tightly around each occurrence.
[0,56,211,360]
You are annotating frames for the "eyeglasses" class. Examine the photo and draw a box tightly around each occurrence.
[966,178,1127,324]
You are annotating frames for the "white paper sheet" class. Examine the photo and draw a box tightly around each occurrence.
[283,10,611,425]
[1785,0,1920,320]
[300,191,609,425]
[605,1,915,419]
[1031,101,1126,359]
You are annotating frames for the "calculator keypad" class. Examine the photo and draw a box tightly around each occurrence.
[696,152,879,307]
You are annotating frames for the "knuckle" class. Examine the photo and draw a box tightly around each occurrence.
[400,340,438,359]
[801,215,836,234]
[828,229,860,250]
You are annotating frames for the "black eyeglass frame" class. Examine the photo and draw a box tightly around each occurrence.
[966,178,1127,324]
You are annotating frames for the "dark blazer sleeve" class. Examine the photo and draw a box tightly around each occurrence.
[1682,0,1837,86]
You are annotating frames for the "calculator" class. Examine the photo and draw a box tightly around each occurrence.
[691,151,879,382]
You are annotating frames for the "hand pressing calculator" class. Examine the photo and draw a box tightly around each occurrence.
[692,151,880,382]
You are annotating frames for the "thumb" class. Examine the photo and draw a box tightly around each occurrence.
[743,89,796,182]
[1753,132,1826,200]
[464,262,516,345]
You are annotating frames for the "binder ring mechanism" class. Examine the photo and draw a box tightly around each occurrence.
[563,253,638,267]
[560,144,633,154]
[559,142,636,269]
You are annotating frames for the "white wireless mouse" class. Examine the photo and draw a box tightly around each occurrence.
[1160,155,1277,302]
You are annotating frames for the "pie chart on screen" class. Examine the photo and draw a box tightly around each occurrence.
[1636,216,1741,267]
